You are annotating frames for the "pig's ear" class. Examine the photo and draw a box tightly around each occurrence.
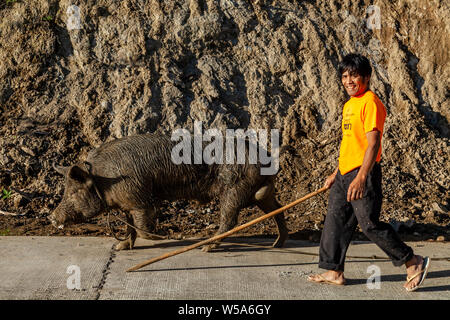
[68,165,90,183]
[53,164,70,176]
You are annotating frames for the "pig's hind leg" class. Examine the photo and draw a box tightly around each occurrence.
[255,184,289,248]
[201,190,245,252]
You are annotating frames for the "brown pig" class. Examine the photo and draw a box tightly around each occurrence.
[49,133,289,251]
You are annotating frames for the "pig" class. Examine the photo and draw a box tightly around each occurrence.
[49,133,289,251]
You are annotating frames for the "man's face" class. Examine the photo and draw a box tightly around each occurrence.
[341,70,370,97]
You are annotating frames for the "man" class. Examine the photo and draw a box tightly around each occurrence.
[307,54,430,292]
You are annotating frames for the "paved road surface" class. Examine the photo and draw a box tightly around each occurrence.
[0,236,448,300]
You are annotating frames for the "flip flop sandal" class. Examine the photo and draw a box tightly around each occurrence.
[307,274,346,286]
[405,256,431,292]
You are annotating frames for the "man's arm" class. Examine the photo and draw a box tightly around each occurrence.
[347,130,381,201]
[324,165,339,189]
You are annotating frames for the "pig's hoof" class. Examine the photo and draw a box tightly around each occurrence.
[272,235,287,248]
[201,243,219,252]
[115,241,133,251]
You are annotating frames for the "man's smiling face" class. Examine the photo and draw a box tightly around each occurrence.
[341,70,370,97]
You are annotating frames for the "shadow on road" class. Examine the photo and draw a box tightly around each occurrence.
[131,237,318,251]
[132,261,317,273]
[345,270,450,292]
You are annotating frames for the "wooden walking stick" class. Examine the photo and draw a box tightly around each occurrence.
[126,186,329,272]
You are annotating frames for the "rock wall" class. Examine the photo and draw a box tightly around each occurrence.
[0,0,448,226]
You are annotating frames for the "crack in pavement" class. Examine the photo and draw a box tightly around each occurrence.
[94,244,116,300]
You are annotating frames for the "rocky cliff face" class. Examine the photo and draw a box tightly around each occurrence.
[0,0,448,236]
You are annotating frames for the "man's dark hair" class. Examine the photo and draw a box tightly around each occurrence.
[338,53,372,78]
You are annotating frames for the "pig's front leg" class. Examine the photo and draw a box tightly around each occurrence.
[115,214,137,250]
[131,208,160,240]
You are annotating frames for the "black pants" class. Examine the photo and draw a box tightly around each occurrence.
[319,163,414,271]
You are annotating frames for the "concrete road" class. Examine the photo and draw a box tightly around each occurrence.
[0,236,449,300]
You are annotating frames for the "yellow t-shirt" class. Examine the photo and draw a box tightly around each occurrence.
[338,90,386,175]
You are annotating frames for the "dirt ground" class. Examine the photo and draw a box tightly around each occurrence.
[1,184,448,244]
[0,0,448,244]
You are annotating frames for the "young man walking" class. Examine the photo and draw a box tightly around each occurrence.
[307,54,430,292]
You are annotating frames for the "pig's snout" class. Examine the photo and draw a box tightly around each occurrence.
[48,214,64,229]
[48,207,66,230]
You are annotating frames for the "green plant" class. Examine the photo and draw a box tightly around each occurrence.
[1,189,12,200]
[1,0,16,9]
[0,228,10,236]
[42,15,53,21]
